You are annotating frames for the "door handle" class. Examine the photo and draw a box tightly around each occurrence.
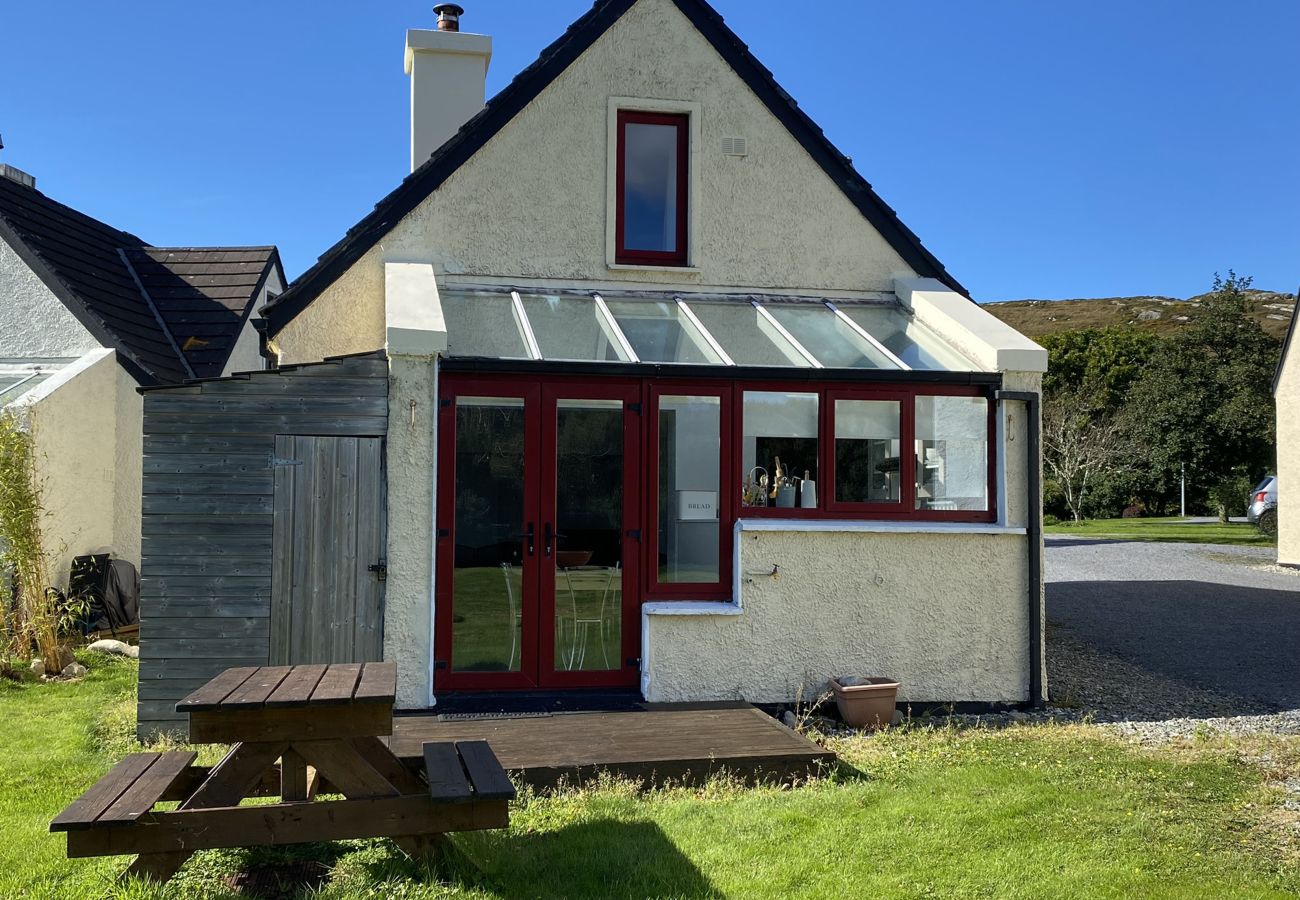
[515,522,535,557]
[543,523,567,557]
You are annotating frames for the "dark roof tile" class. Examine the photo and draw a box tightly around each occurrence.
[0,176,281,383]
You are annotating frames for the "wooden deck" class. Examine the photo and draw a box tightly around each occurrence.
[388,704,835,789]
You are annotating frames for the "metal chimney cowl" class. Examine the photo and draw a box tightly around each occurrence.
[434,3,464,32]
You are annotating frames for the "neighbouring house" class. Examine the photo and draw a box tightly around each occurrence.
[135,0,1048,736]
[0,164,285,590]
[1275,292,1300,566]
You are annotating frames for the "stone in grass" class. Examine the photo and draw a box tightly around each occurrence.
[55,645,76,672]
[30,658,45,677]
[61,662,88,679]
[87,639,139,659]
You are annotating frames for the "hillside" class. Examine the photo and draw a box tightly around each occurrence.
[984,289,1295,340]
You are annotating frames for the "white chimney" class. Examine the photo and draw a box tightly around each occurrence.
[404,4,492,173]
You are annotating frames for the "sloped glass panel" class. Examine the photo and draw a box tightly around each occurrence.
[841,305,976,371]
[765,304,899,369]
[519,294,629,362]
[688,302,812,367]
[442,291,530,359]
[603,300,720,364]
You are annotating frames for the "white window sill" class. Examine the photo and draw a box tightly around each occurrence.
[606,263,703,275]
[737,519,1027,536]
[643,601,743,617]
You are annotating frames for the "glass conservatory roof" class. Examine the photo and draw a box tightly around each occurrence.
[0,361,66,407]
[440,289,977,372]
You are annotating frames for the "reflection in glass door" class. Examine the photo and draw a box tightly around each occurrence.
[550,399,625,673]
[449,397,530,675]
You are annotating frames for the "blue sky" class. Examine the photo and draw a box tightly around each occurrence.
[2,1,1296,302]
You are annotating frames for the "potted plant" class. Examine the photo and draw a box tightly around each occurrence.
[830,676,899,729]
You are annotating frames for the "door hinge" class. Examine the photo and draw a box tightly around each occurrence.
[626,529,641,541]
[434,659,448,670]
[368,559,388,582]
[628,402,642,415]
[439,397,453,408]
[437,528,450,539]
[626,657,642,669]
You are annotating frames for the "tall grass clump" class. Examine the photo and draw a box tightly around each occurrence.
[0,410,60,674]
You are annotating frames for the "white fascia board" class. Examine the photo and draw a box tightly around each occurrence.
[894,277,1048,374]
[385,262,447,357]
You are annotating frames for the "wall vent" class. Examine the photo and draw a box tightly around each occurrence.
[721,136,748,157]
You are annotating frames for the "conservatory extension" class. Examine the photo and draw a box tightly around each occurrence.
[427,285,1036,702]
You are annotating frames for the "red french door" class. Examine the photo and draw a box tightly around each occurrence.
[435,376,641,691]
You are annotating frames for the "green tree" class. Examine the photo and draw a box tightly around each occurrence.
[1040,326,1161,408]
[1124,272,1279,519]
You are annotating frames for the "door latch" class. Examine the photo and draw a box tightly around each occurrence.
[368,559,388,582]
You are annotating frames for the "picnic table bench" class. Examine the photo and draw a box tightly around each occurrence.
[51,662,515,884]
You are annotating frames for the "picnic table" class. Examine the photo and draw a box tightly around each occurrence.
[51,662,515,884]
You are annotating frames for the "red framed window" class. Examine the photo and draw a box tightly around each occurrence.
[645,383,734,600]
[616,110,689,267]
[731,384,996,524]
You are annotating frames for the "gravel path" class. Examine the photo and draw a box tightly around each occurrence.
[1047,537,1300,739]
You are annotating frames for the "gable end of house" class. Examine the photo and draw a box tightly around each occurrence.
[262,0,967,337]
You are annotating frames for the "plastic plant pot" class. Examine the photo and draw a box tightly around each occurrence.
[830,676,899,730]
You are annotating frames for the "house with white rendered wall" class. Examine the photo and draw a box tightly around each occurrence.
[134,0,1048,735]
[0,165,284,591]
[1274,303,1300,567]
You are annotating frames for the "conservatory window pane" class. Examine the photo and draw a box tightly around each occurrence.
[603,300,720,364]
[835,400,902,503]
[658,395,722,583]
[519,294,629,361]
[689,302,813,367]
[442,292,530,359]
[741,391,818,509]
[915,396,989,511]
[842,306,975,371]
[765,304,898,369]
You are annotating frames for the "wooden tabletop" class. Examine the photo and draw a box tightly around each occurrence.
[176,663,397,715]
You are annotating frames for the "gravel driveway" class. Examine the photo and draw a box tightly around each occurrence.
[1047,537,1300,734]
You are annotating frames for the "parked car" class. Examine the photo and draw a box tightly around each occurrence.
[1248,475,1278,534]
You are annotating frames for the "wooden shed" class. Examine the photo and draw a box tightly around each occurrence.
[136,351,389,736]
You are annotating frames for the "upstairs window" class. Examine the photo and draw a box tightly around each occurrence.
[616,111,688,266]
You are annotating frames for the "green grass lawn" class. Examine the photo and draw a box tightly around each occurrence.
[1045,517,1276,547]
[3,658,1299,899]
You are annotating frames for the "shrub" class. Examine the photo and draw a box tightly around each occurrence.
[1042,514,1061,527]
[0,411,60,673]
[1208,473,1253,522]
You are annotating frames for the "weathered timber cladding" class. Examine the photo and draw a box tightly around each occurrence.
[138,352,388,738]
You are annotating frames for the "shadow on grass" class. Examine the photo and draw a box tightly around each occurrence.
[401,819,725,899]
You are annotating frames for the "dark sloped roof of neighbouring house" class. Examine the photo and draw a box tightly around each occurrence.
[122,246,282,378]
[262,0,968,335]
[0,174,282,384]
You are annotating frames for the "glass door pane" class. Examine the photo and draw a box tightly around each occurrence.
[552,399,625,672]
[450,397,528,673]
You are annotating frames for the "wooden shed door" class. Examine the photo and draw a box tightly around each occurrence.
[270,435,386,665]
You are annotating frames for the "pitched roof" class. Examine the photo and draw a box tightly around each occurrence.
[122,246,282,378]
[262,0,967,335]
[0,175,281,384]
